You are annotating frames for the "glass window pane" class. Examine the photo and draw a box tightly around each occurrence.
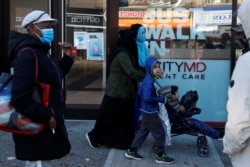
[10,0,49,33]
[65,0,106,105]
[118,0,237,123]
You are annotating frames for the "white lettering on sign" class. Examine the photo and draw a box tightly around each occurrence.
[194,10,232,25]
[161,60,207,80]
[146,25,206,56]
[70,16,101,24]
[119,7,190,20]
[119,7,232,56]
[15,16,24,23]
[143,7,190,23]
[119,11,146,18]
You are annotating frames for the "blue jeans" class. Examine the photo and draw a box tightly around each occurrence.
[188,118,220,139]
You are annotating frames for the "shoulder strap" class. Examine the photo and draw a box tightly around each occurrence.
[17,48,38,82]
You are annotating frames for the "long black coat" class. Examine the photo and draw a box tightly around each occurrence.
[8,31,73,160]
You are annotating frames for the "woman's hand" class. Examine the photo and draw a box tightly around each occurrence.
[179,105,185,112]
[49,116,56,130]
[58,42,75,57]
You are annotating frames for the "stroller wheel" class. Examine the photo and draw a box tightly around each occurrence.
[197,136,207,146]
[198,145,209,157]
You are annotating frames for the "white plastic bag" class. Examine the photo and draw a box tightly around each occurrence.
[158,102,171,145]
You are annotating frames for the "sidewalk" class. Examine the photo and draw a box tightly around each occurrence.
[0,120,232,167]
[104,134,225,167]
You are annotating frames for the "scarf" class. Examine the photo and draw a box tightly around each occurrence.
[136,26,148,67]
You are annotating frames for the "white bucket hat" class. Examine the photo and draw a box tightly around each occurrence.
[21,10,58,28]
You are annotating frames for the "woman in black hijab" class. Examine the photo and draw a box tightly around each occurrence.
[86,29,145,149]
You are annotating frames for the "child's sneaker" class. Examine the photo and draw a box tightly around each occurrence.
[125,149,143,160]
[155,153,175,164]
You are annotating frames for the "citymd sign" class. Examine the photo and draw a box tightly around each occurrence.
[66,14,104,26]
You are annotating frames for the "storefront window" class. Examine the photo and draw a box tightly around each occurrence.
[118,0,241,124]
[10,0,49,33]
[65,0,106,106]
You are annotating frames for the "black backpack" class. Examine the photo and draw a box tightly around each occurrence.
[180,90,198,112]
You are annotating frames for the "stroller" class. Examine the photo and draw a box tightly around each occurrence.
[158,86,209,157]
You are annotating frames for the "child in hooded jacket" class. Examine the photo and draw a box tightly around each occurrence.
[125,57,175,164]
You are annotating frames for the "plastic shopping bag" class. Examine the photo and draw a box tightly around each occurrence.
[158,102,171,145]
[0,72,44,135]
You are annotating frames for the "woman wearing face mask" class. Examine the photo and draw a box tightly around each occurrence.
[7,10,74,167]
[130,24,148,68]
[130,24,149,131]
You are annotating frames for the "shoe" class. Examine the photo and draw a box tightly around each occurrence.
[216,129,224,141]
[125,149,143,160]
[155,153,175,164]
[85,133,98,149]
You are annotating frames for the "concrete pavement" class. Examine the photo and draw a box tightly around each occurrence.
[104,135,224,167]
[0,120,232,167]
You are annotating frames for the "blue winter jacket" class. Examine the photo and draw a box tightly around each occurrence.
[138,57,166,114]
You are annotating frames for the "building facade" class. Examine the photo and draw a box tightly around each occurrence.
[0,0,242,127]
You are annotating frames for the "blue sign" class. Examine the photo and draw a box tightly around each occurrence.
[157,59,230,122]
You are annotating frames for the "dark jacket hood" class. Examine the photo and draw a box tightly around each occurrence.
[8,31,50,61]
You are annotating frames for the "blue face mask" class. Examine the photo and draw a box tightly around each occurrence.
[39,28,54,44]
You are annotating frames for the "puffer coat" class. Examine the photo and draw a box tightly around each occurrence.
[223,1,250,167]
[8,30,73,160]
[223,51,250,167]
